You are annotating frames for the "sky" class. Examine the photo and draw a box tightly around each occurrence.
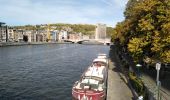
[0,0,128,27]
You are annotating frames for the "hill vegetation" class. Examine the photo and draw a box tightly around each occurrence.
[14,23,114,37]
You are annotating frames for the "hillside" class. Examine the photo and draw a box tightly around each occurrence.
[14,23,114,37]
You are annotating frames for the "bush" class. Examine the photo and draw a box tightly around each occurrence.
[124,62,129,69]
[129,72,144,95]
[122,60,129,69]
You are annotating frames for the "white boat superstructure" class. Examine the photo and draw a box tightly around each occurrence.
[72,54,108,100]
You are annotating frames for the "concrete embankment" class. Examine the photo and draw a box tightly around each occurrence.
[0,42,28,47]
[0,42,72,47]
[0,42,107,47]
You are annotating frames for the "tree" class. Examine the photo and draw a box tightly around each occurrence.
[112,0,170,63]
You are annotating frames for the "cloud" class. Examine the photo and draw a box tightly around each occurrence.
[0,0,127,27]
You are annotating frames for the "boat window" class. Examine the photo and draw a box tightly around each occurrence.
[80,83,85,88]
[80,83,98,89]
[90,84,98,89]
[93,61,106,66]
[83,76,103,81]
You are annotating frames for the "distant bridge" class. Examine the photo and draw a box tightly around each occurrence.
[63,39,111,44]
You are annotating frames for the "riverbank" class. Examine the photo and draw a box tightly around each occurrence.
[0,42,72,47]
[0,41,108,47]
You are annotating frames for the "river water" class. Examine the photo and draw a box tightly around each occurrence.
[0,44,109,100]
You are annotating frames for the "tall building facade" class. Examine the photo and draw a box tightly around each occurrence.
[0,22,7,42]
[8,27,15,42]
[95,23,106,40]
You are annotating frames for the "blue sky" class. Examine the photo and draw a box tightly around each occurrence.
[0,0,128,27]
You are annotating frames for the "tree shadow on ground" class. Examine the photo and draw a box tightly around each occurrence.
[112,67,121,72]
[109,45,137,99]
[109,45,123,73]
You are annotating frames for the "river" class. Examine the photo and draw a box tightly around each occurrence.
[0,44,109,100]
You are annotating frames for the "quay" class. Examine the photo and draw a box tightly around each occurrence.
[0,41,109,47]
[0,42,73,47]
[107,46,133,100]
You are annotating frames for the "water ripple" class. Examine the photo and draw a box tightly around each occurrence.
[0,44,109,100]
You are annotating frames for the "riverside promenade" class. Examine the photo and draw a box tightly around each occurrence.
[107,45,133,100]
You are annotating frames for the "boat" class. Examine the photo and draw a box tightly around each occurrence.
[72,54,108,100]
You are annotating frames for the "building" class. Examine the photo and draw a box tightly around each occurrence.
[23,30,36,42]
[69,33,80,40]
[82,35,90,40]
[95,23,106,40]
[16,30,24,42]
[51,31,58,42]
[58,30,68,41]
[0,22,7,42]
[0,23,16,42]
[89,34,95,39]
[36,33,43,42]
[36,30,48,42]
[78,32,83,40]
[8,27,15,42]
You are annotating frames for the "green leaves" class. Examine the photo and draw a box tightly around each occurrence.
[128,37,143,55]
[161,50,170,62]
[138,18,154,31]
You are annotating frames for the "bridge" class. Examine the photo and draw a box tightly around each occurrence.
[63,38,111,45]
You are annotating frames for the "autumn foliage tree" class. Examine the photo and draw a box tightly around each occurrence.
[112,0,170,63]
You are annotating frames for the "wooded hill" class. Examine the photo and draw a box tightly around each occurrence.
[14,23,114,37]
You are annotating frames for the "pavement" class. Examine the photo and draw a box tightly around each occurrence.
[107,46,133,100]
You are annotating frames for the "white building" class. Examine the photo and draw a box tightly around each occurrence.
[82,35,90,40]
[17,30,24,42]
[24,30,36,42]
[51,31,58,42]
[58,30,68,41]
[95,23,106,40]
[8,27,15,42]
[0,23,16,42]
[78,32,83,40]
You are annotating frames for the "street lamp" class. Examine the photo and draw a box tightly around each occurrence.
[136,64,142,78]
[156,63,161,85]
[156,62,161,100]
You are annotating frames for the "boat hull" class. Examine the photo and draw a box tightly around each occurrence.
[72,89,106,100]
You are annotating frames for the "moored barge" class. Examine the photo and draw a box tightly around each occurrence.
[72,54,108,100]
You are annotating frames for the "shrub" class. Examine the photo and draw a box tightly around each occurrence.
[129,72,144,95]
